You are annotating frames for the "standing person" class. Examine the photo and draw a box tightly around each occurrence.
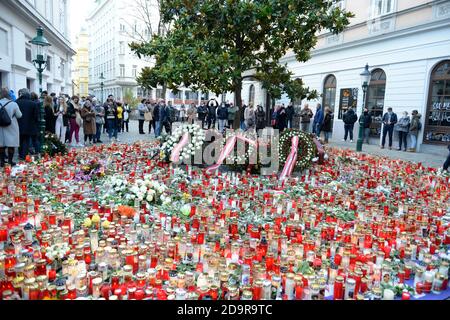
[312,104,324,137]
[300,104,314,132]
[217,102,228,133]
[227,103,238,130]
[271,106,279,128]
[81,100,97,146]
[159,101,171,136]
[0,88,22,167]
[207,99,218,130]
[240,104,247,131]
[153,101,161,137]
[187,103,196,125]
[244,104,256,132]
[359,108,372,144]
[54,97,68,144]
[116,102,123,134]
[147,101,155,135]
[342,106,358,142]
[395,111,410,152]
[256,105,266,131]
[67,96,83,147]
[94,98,105,144]
[122,103,131,133]
[16,89,39,160]
[198,102,208,129]
[167,101,176,133]
[179,105,186,123]
[105,100,118,142]
[408,110,421,152]
[321,107,333,144]
[44,96,56,134]
[381,107,398,150]
[276,105,288,132]
[137,99,148,134]
[286,103,295,129]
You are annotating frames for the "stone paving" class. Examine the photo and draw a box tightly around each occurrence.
[70,120,448,169]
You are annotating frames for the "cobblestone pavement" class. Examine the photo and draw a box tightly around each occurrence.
[72,120,448,169]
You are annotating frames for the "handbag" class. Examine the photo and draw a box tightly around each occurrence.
[0,101,12,127]
[144,112,152,122]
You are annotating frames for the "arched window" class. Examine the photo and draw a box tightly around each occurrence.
[248,84,255,106]
[323,75,337,114]
[366,68,386,137]
[425,60,450,144]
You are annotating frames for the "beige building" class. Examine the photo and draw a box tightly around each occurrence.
[227,0,450,152]
[73,28,89,97]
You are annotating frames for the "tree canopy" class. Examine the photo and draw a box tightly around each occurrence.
[131,0,353,108]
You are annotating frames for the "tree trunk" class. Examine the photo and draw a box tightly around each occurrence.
[162,83,167,102]
[234,80,242,109]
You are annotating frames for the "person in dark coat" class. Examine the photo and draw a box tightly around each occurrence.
[197,102,208,129]
[444,144,450,172]
[359,108,372,144]
[312,104,324,136]
[44,96,56,134]
[342,106,358,142]
[321,107,333,144]
[240,104,247,130]
[16,89,40,160]
[207,99,218,130]
[256,105,266,131]
[286,103,295,129]
[276,106,288,132]
[381,107,398,150]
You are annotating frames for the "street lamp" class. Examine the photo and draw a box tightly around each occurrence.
[29,26,51,153]
[99,72,105,103]
[356,64,371,152]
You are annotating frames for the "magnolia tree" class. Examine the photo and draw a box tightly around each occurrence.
[131,0,353,117]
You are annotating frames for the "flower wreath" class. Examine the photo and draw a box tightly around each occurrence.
[161,124,206,162]
[279,129,318,172]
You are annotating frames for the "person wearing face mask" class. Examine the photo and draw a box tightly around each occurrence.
[381,107,398,150]
[359,108,372,144]
[394,111,410,152]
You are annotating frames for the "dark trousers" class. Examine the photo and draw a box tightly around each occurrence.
[207,116,216,129]
[139,120,145,134]
[398,131,408,150]
[122,120,129,132]
[95,123,103,142]
[149,120,155,134]
[117,119,123,133]
[344,124,354,141]
[19,134,32,160]
[444,152,450,171]
[382,125,394,147]
[162,121,172,135]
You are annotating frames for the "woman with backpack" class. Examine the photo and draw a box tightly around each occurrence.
[0,88,23,167]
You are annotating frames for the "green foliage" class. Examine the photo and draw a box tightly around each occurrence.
[131,0,353,106]
[123,88,140,109]
[42,133,68,157]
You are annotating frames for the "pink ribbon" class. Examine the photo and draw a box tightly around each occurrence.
[206,134,257,174]
[280,136,300,180]
[170,132,190,162]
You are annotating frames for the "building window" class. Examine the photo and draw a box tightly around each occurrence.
[119,42,125,55]
[132,65,137,78]
[371,0,395,18]
[0,29,7,55]
[424,60,450,144]
[120,64,125,77]
[248,84,256,106]
[120,24,126,32]
[323,75,337,116]
[185,91,198,101]
[171,90,182,100]
[26,47,32,62]
[331,0,345,10]
[366,68,387,137]
[156,89,163,100]
[47,56,52,71]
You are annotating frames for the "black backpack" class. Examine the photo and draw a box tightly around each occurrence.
[0,101,12,127]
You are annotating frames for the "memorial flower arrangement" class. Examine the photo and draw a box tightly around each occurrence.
[160,124,206,162]
[41,133,68,156]
[279,129,318,172]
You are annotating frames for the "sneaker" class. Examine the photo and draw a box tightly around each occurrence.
[70,143,77,148]
[381,146,385,149]
[97,140,103,144]
[78,143,85,148]
[342,139,346,142]
[350,140,354,143]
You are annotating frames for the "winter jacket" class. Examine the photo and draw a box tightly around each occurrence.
[286,105,295,120]
[0,98,22,147]
[256,107,266,130]
[197,105,208,120]
[300,108,313,123]
[343,109,357,125]
[382,112,398,126]
[313,108,324,126]
[276,107,287,131]
[81,106,97,135]
[16,93,40,136]
[227,105,238,122]
[409,114,422,134]
[217,105,228,120]
[359,112,372,129]
[395,116,410,132]
[322,113,333,132]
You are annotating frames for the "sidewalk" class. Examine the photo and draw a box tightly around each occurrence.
[327,139,448,168]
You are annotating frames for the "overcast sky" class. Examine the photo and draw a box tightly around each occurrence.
[69,0,95,43]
